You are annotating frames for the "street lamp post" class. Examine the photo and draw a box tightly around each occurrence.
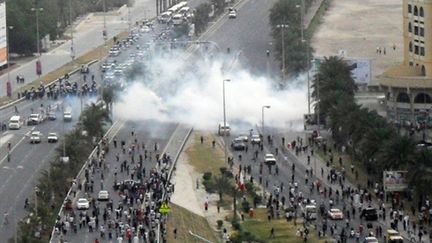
[261,105,271,144]
[6,26,14,98]
[276,24,288,82]
[223,79,230,166]
[69,0,75,61]
[31,7,43,77]
[103,0,108,42]
[297,1,311,114]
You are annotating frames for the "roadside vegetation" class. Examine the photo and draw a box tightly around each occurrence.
[187,133,303,242]
[166,203,219,243]
[7,0,129,55]
[192,0,230,35]
[269,0,330,76]
[13,102,110,242]
[312,56,432,203]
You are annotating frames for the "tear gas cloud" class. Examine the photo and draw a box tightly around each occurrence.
[114,49,308,132]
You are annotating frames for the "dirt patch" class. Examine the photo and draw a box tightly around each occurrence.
[312,0,403,85]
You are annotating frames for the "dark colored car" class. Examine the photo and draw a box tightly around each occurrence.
[361,207,378,221]
[231,138,246,151]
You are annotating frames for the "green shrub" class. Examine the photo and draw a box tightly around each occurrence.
[216,220,223,229]
[203,178,215,193]
[241,200,250,213]
[231,218,241,231]
[203,172,212,181]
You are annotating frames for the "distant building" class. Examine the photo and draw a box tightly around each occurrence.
[378,0,432,126]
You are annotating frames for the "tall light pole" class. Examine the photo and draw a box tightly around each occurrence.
[103,0,108,42]
[262,105,271,144]
[69,0,75,61]
[276,24,288,82]
[6,26,14,98]
[31,7,43,77]
[223,79,230,166]
[297,1,311,114]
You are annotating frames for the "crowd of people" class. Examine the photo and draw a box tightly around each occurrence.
[53,128,175,243]
[226,130,431,242]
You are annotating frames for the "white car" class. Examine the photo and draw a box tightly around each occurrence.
[63,111,72,122]
[47,133,58,143]
[228,9,237,18]
[364,237,379,243]
[30,131,42,144]
[98,190,109,201]
[76,198,90,210]
[236,135,248,142]
[264,153,276,165]
[327,208,344,220]
[250,134,261,144]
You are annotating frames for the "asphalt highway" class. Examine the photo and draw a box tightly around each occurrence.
[0,65,102,240]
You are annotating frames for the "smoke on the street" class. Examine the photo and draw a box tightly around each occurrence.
[114,48,308,132]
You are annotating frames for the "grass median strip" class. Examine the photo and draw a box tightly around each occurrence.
[240,208,328,243]
[166,203,219,242]
[186,132,226,176]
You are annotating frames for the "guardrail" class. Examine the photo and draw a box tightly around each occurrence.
[156,126,193,243]
[48,120,121,243]
[0,59,99,111]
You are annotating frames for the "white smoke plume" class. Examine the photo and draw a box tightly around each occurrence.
[114,48,308,132]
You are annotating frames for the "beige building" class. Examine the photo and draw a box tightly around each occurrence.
[378,0,432,125]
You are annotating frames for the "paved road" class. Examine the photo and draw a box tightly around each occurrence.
[0,0,156,98]
[0,63,104,240]
[205,0,280,79]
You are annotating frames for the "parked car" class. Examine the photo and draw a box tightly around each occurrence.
[80,64,89,73]
[361,207,378,221]
[47,133,58,143]
[98,190,109,201]
[30,131,42,144]
[250,134,261,144]
[328,208,344,220]
[76,198,90,210]
[228,8,237,18]
[231,138,246,151]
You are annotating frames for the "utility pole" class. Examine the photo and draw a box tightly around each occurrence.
[69,0,75,61]
[223,79,230,166]
[276,24,289,82]
[103,0,108,42]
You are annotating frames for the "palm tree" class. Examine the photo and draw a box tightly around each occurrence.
[214,175,232,202]
[407,149,432,201]
[81,102,110,140]
[377,134,416,170]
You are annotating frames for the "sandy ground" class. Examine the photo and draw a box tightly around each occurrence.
[170,133,231,232]
[312,0,404,85]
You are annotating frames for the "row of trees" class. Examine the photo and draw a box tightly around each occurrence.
[15,102,110,242]
[192,0,229,35]
[312,56,432,201]
[269,0,316,75]
[6,0,129,55]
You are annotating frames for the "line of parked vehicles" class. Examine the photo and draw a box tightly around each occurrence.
[8,108,72,144]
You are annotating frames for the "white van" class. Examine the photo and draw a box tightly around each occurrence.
[179,6,190,15]
[172,14,184,25]
[303,204,317,220]
[9,116,21,130]
[158,11,172,23]
[218,122,231,136]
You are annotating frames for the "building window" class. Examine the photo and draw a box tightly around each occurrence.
[408,4,412,13]
[409,22,412,32]
[420,7,424,17]
[420,47,425,56]
[409,42,413,52]
[409,61,414,66]
[421,65,426,76]
[420,27,424,37]
[414,26,419,35]
[415,45,419,54]
[397,92,411,103]
[414,6,418,16]
[414,93,432,103]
